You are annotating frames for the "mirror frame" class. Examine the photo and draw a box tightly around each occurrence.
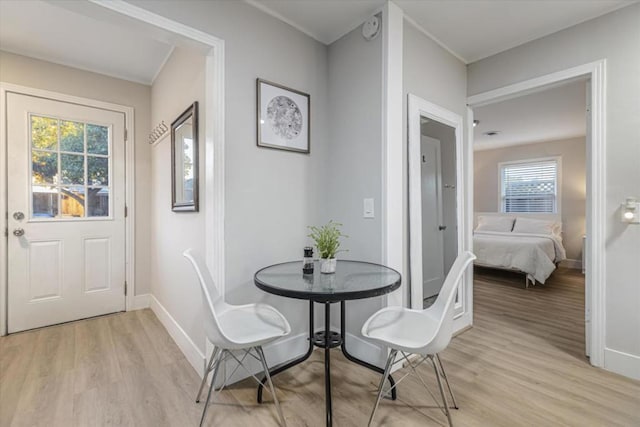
[171,102,199,212]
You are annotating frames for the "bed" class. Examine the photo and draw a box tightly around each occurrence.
[473,213,566,287]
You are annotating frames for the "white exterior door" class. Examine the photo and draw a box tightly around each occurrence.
[7,93,126,333]
[421,136,445,299]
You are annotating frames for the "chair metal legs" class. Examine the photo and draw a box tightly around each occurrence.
[196,347,222,403]
[196,347,286,427]
[368,352,456,427]
[368,349,397,427]
[435,354,458,409]
[256,346,287,427]
[199,349,225,427]
[430,356,453,427]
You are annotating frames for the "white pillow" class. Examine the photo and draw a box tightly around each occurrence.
[512,217,561,235]
[475,215,514,232]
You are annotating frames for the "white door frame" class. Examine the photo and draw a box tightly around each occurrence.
[382,1,404,307]
[466,60,606,367]
[0,83,135,335]
[408,94,472,331]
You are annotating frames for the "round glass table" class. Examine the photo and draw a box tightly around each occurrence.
[254,260,401,427]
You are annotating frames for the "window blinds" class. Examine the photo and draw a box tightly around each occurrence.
[501,160,557,213]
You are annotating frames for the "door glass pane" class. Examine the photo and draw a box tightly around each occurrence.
[88,156,108,186]
[61,154,84,185]
[60,121,85,153]
[88,187,109,217]
[31,116,58,150]
[32,186,58,218]
[60,186,85,217]
[87,124,108,155]
[29,114,112,220]
[32,150,58,184]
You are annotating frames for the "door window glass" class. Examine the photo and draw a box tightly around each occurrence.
[60,154,84,185]
[87,124,109,155]
[60,121,84,153]
[29,115,111,219]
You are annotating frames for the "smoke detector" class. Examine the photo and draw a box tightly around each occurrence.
[362,15,381,41]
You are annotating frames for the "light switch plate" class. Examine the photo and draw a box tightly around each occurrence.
[363,198,374,218]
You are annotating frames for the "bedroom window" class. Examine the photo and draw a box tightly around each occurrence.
[500,158,560,213]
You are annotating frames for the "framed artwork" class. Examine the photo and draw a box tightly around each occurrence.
[257,78,310,154]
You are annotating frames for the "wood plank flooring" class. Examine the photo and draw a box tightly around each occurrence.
[2,268,639,426]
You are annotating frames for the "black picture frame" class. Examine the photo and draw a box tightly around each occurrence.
[257,78,310,154]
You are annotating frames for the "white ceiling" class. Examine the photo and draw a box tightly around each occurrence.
[473,80,587,151]
[245,0,386,45]
[248,0,636,63]
[394,0,636,63]
[0,0,173,85]
[0,1,636,84]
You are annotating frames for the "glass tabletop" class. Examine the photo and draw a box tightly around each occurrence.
[254,260,401,302]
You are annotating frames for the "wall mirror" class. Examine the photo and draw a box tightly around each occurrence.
[171,102,199,212]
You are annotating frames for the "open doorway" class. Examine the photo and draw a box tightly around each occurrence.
[467,61,607,366]
[0,0,225,357]
[471,79,588,360]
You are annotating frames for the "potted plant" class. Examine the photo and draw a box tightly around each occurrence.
[308,220,347,274]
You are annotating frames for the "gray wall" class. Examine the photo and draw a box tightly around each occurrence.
[133,0,329,351]
[474,137,586,262]
[325,20,385,364]
[0,50,152,296]
[403,19,468,306]
[150,47,207,351]
[468,3,640,367]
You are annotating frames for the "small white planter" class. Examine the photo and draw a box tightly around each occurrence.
[320,258,337,274]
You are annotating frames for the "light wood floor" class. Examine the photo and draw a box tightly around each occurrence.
[2,268,639,426]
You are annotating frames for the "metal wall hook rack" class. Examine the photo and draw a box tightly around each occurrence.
[148,121,169,145]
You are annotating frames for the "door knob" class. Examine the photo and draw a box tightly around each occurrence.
[438,225,447,231]
[13,211,25,220]
[13,228,25,237]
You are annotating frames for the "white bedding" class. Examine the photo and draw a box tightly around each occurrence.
[473,231,566,284]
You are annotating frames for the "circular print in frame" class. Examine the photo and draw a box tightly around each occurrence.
[266,96,303,140]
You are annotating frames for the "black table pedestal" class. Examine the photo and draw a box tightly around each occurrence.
[323,302,332,427]
[257,300,397,427]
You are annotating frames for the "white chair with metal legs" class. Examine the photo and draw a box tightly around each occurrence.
[183,249,291,427]
[361,251,476,427]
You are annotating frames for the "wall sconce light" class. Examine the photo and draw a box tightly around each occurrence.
[621,197,640,224]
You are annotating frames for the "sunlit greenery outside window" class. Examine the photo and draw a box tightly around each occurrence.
[31,115,110,219]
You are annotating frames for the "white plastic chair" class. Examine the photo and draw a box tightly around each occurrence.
[361,251,476,426]
[183,249,291,427]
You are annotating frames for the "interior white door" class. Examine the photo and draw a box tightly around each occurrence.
[421,136,445,299]
[7,92,126,333]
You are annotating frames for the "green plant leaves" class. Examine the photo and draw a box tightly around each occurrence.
[307,220,348,259]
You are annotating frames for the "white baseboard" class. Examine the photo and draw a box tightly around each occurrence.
[216,330,384,385]
[345,332,386,368]
[560,259,582,269]
[130,294,151,310]
[604,347,640,380]
[144,305,386,386]
[149,295,205,376]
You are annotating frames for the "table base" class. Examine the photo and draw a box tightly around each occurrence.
[256,300,397,427]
